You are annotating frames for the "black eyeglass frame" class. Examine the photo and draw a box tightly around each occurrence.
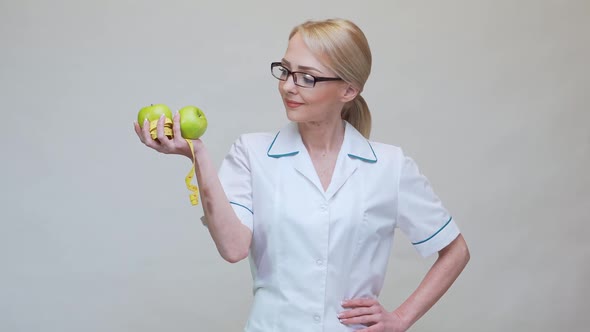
[270,62,343,88]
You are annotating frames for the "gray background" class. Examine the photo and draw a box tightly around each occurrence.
[1,0,588,331]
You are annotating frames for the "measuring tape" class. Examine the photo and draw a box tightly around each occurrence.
[185,139,199,205]
[148,119,174,139]
[148,119,200,206]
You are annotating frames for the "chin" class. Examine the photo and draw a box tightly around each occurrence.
[285,108,307,123]
[285,111,299,123]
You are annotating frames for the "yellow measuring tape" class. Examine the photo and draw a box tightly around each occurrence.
[149,119,200,206]
[185,139,199,205]
[148,118,173,139]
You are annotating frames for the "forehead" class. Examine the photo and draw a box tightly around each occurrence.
[283,33,331,73]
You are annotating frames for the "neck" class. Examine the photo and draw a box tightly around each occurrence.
[298,117,345,155]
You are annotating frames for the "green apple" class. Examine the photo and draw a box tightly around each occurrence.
[179,105,208,139]
[137,104,173,127]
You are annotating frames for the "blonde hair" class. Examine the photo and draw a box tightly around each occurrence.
[289,18,372,138]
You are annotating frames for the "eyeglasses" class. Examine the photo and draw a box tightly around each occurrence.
[270,62,342,88]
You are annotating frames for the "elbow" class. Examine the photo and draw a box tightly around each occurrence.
[457,235,471,267]
[221,248,249,264]
[219,232,251,263]
[440,234,470,267]
[461,244,471,268]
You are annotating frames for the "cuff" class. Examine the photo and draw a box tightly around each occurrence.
[199,202,253,231]
[412,217,460,257]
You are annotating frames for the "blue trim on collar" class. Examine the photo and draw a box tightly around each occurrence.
[230,201,253,214]
[412,216,453,245]
[267,131,300,158]
[347,140,378,163]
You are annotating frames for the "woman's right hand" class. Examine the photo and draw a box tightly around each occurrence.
[133,112,198,160]
[135,113,252,262]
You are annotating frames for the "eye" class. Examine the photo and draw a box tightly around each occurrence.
[301,74,316,86]
[278,66,289,78]
[272,64,290,80]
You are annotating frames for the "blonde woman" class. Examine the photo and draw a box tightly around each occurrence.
[134,18,470,332]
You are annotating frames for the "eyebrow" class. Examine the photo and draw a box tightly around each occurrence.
[281,58,323,74]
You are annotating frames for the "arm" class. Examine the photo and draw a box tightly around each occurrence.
[393,234,470,329]
[191,140,252,263]
[134,113,252,263]
[340,234,470,331]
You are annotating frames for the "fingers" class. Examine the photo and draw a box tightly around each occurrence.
[341,298,378,308]
[141,118,159,148]
[340,313,382,327]
[133,121,145,143]
[172,112,182,139]
[357,323,384,332]
[134,114,190,157]
[339,298,383,327]
[338,306,375,319]
[156,114,169,143]
[159,113,187,153]
[159,114,183,154]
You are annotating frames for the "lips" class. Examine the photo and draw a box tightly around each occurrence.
[285,99,304,108]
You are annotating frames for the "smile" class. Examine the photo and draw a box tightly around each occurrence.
[285,100,304,108]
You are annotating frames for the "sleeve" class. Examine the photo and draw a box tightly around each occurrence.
[396,154,460,257]
[200,135,254,231]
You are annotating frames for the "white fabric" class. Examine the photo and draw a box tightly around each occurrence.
[210,121,460,332]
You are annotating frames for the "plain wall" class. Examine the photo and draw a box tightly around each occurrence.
[1,0,588,331]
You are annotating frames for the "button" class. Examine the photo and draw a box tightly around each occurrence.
[316,259,323,265]
[314,314,321,322]
[320,204,328,211]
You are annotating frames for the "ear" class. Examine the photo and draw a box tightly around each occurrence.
[340,84,360,103]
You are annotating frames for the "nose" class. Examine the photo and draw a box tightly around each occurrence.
[280,73,298,94]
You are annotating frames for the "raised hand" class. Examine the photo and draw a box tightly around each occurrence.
[134,112,197,159]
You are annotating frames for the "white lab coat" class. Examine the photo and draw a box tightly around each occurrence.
[213,121,460,332]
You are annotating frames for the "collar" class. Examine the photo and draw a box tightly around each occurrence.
[267,121,378,163]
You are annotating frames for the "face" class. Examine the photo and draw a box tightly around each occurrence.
[278,33,358,124]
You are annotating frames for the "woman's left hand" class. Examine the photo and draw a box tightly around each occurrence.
[338,298,409,332]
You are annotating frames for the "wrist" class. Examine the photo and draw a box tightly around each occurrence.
[187,139,206,160]
[391,308,413,331]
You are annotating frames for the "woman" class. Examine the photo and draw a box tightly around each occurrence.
[134,18,470,332]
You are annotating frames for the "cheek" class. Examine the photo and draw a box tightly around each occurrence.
[303,89,331,105]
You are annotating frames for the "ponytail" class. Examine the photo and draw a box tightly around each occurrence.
[341,95,371,139]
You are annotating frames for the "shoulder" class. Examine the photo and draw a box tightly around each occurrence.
[367,140,406,165]
[228,131,276,156]
[235,132,276,145]
[365,140,426,179]
[369,140,434,182]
